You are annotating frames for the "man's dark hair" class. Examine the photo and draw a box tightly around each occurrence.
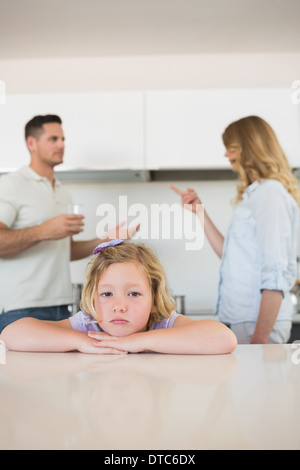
[25,115,62,139]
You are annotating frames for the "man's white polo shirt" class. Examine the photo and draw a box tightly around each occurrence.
[0,166,73,312]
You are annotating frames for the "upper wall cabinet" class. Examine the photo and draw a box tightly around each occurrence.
[145,89,300,170]
[0,92,144,172]
[1,89,299,175]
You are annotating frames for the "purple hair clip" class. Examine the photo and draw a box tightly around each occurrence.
[93,239,124,254]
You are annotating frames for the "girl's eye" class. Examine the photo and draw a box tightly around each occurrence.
[100,292,113,297]
[129,292,141,297]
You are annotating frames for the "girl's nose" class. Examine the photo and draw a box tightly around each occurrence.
[112,302,127,313]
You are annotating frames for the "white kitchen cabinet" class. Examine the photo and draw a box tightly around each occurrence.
[0,92,144,172]
[1,89,299,175]
[145,89,300,170]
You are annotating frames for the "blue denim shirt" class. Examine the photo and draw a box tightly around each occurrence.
[216,179,299,324]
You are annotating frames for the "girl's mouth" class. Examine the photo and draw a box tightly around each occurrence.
[110,318,128,324]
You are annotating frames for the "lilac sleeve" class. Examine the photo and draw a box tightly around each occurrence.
[69,311,100,333]
[151,311,181,330]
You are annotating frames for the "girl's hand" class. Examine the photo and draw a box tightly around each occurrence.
[88,331,146,354]
[78,332,128,355]
[170,185,202,213]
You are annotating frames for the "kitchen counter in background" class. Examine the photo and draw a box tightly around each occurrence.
[0,345,299,450]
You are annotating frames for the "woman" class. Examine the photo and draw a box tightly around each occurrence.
[171,115,300,344]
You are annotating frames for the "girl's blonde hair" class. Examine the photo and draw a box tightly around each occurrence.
[81,242,175,330]
[222,115,300,206]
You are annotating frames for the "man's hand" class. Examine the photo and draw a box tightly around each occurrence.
[106,221,140,241]
[40,214,85,240]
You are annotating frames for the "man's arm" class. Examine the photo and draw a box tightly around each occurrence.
[71,238,101,261]
[0,215,84,258]
[0,216,139,260]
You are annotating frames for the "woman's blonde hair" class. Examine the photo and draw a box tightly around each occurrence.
[222,115,300,206]
[81,242,175,330]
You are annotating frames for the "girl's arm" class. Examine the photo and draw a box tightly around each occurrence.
[88,316,237,355]
[1,316,237,355]
[0,318,127,355]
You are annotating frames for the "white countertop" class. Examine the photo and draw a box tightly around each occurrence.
[0,345,299,450]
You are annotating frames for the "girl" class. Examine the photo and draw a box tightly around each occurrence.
[171,115,300,344]
[1,240,237,355]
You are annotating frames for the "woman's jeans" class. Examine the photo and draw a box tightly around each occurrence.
[0,305,70,333]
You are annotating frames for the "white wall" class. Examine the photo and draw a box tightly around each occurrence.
[1,52,299,312]
[1,53,300,92]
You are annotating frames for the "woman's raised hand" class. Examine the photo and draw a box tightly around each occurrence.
[170,185,202,213]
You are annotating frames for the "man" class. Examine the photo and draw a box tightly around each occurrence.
[0,115,136,332]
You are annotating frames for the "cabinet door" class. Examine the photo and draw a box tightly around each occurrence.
[0,92,144,172]
[145,89,300,169]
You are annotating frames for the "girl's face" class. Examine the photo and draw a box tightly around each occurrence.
[93,262,155,337]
